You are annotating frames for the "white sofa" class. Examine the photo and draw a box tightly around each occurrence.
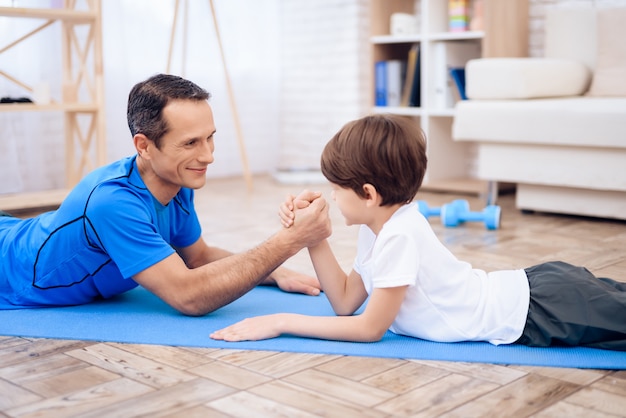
[452,7,626,220]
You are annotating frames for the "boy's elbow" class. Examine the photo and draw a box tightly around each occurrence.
[335,307,355,317]
[364,327,387,342]
[353,316,388,342]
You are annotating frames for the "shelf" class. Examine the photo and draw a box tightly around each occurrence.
[371,34,423,44]
[427,108,456,117]
[427,31,484,41]
[372,106,422,116]
[0,188,68,212]
[0,6,97,22]
[420,178,489,196]
[371,30,484,45]
[0,103,99,112]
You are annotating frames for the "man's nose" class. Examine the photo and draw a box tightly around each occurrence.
[199,141,215,164]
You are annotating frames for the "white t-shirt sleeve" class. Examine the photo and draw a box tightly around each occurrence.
[355,224,419,292]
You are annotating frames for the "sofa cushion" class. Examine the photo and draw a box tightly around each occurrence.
[465,58,591,100]
[587,8,626,97]
[452,97,626,148]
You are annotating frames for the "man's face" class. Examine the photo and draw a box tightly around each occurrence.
[150,99,216,192]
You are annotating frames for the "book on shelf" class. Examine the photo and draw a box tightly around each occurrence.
[375,61,386,106]
[449,67,467,100]
[374,59,406,107]
[448,0,469,32]
[432,41,480,108]
[400,44,421,107]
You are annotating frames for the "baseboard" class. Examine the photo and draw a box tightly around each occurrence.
[272,170,327,185]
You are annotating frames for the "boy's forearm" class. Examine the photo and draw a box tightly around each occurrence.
[281,313,383,343]
[308,241,355,313]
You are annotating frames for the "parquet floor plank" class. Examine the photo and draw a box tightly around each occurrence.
[110,343,214,370]
[443,374,580,417]
[189,360,273,389]
[207,391,319,418]
[283,369,397,407]
[0,379,42,411]
[65,343,196,389]
[76,378,237,418]
[5,378,153,418]
[375,373,499,417]
[561,387,626,417]
[248,380,391,418]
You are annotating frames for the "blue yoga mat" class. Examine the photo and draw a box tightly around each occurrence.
[1,286,625,370]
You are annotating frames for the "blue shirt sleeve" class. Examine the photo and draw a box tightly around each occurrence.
[85,184,200,279]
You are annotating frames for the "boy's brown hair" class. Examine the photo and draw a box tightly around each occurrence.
[321,114,427,206]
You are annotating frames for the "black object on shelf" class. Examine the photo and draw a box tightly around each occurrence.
[0,97,34,103]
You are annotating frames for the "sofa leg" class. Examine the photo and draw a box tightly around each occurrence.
[486,180,498,206]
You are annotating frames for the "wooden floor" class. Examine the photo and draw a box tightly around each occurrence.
[2,175,626,417]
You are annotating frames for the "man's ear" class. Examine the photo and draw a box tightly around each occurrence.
[134,134,152,160]
[362,183,382,207]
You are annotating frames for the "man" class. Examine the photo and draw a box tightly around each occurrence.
[0,73,331,315]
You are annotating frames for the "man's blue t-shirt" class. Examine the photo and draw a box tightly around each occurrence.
[0,156,201,309]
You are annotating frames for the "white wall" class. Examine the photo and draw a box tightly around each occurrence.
[101,0,282,179]
[276,0,370,174]
[528,0,626,57]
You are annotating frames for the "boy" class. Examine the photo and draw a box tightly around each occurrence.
[211,114,626,350]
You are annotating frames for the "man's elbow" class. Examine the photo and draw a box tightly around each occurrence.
[177,305,209,317]
[169,295,215,317]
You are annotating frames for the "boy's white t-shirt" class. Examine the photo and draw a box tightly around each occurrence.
[353,203,530,345]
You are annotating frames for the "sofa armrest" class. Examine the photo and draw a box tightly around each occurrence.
[465,58,591,100]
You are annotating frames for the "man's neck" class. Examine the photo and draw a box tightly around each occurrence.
[135,155,180,205]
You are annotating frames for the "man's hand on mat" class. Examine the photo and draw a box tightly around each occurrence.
[263,266,321,296]
[210,314,285,341]
[279,190,321,228]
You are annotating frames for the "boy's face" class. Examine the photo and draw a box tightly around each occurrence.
[330,183,368,226]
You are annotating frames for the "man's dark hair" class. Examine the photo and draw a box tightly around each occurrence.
[321,114,428,206]
[127,73,210,148]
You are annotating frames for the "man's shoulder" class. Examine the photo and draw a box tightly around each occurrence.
[88,156,138,185]
[66,156,148,211]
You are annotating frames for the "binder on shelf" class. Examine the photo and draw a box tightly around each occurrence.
[409,48,421,107]
[375,61,387,106]
[374,59,406,107]
[386,60,405,107]
[449,67,467,100]
[432,41,480,108]
[401,44,421,107]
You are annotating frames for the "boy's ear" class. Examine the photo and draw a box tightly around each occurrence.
[362,183,382,207]
[134,134,152,160]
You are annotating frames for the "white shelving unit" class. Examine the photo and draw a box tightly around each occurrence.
[370,0,527,195]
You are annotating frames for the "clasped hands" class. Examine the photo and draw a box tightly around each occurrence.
[265,190,331,294]
[210,190,331,342]
[279,189,328,230]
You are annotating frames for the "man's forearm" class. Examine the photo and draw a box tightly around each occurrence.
[179,231,301,315]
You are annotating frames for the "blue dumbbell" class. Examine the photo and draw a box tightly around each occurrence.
[416,199,469,219]
[441,201,501,230]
